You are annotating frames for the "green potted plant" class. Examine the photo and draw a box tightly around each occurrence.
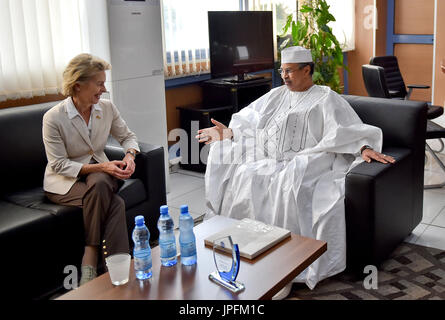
[279,0,347,93]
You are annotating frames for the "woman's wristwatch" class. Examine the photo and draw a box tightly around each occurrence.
[360,145,373,154]
[126,149,136,159]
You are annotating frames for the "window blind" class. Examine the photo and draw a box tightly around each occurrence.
[162,0,240,79]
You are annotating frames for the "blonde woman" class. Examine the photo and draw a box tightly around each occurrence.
[42,53,139,286]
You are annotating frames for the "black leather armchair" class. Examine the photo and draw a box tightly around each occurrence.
[0,103,166,299]
[343,95,427,274]
[362,64,392,99]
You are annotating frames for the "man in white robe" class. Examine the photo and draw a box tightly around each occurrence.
[196,46,395,293]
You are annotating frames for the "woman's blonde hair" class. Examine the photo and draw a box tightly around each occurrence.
[62,53,111,97]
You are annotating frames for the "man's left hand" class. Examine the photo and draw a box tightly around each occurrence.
[362,149,396,164]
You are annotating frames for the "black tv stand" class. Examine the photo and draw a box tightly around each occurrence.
[223,76,265,84]
[202,77,272,113]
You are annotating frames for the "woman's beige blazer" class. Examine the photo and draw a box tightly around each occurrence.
[42,97,140,195]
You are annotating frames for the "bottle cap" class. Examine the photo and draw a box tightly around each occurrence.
[160,205,169,215]
[180,205,189,214]
[135,215,144,226]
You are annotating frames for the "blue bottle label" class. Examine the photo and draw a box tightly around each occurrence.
[180,242,196,257]
[134,250,152,271]
[160,242,177,258]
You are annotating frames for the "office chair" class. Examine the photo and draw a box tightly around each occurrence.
[362,64,445,189]
[362,64,443,118]
[362,64,391,99]
[369,55,430,100]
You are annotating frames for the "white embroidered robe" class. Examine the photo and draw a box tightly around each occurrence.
[204,85,382,289]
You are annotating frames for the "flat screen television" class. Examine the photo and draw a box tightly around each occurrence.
[208,11,274,82]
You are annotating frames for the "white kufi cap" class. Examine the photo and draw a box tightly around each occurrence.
[281,46,313,64]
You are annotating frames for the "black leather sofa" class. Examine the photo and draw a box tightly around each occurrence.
[343,95,427,275]
[0,103,166,299]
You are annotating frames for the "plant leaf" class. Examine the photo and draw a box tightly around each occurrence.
[292,21,298,43]
[280,38,290,49]
[281,14,293,35]
[300,5,313,13]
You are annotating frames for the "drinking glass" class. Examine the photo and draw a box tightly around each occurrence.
[105,253,131,286]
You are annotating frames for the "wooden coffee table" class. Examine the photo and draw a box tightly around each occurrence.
[57,215,326,300]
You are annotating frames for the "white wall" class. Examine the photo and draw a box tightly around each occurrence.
[81,0,111,63]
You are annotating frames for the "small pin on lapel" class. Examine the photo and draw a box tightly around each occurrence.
[96,115,101,119]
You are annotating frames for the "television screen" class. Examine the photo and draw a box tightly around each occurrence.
[208,11,274,82]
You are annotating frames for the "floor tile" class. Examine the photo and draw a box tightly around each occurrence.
[425,138,444,152]
[424,170,445,187]
[404,223,428,244]
[167,172,204,201]
[424,150,445,186]
[177,168,205,179]
[415,225,445,250]
[422,190,445,224]
[431,207,445,228]
[168,186,207,217]
[168,206,205,230]
[424,147,445,186]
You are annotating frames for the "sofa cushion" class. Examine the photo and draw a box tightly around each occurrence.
[117,178,147,208]
[3,178,146,215]
[0,200,82,299]
[0,104,52,194]
[2,187,81,218]
[0,200,56,237]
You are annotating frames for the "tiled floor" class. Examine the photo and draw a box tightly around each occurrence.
[167,169,206,228]
[407,150,445,250]
[168,150,445,251]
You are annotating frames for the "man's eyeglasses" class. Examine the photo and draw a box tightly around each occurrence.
[278,68,297,75]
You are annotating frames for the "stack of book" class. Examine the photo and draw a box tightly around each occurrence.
[204,218,291,259]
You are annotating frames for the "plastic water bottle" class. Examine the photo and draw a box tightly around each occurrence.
[132,215,152,280]
[179,205,197,265]
[157,205,177,266]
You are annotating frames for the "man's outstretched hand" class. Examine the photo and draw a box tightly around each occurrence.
[195,118,233,144]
